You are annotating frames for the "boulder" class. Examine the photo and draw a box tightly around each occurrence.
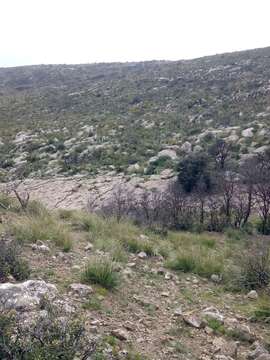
[181,141,192,153]
[242,128,254,138]
[0,280,57,312]
[157,149,178,160]
[247,290,258,300]
[69,283,93,297]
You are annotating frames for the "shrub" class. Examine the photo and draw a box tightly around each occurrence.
[81,257,119,290]
[0,308,96,359]
[0,238,30,282]
[238,245,270,290]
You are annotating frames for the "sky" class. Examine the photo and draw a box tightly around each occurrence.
[1,0,270,67]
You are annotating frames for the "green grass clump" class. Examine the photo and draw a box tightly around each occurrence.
[206,318,225,335]
[81,257,119,290]
[9,214,72,251]
[252,297,270,321]
[167,254,196,273]
[166,250,223,278]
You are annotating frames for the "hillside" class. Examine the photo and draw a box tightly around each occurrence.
[0,47,270,180]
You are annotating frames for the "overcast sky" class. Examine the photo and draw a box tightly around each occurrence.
[1,0,269,67]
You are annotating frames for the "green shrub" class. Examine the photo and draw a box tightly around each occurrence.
[239,246,270,290]
[0,308,96,359]
[225,228,244,241]
[0,238,30,282]
[81,257,119,290]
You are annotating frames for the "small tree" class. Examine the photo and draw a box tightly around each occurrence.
[208,138,231,170]
[177,153,213,193]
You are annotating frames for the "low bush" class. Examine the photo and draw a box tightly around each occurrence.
[81,257,119,290]
[0,238,30,282]
[239,245,270,290]
[0,308,96,359]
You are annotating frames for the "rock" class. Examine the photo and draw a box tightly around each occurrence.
[127,262,136,268]
[69,283,93,297]
[212,337,238,358]
[160,169,174,179]
[211,274,222,283]
[173,307,183,316]
[242,128,254,138]
[257,355,270,360]
[225,319,255,343]
[124,321,135,331]
[247,290,258,300]
[137,251,147,259]
[254,146,269,154]
[84,243,94,251]
[164,272,173,280]
[157,149,178,160]
[161,292,169,297]
[0,280,57,312]
[157,267,165,275]
[181,141,192,153]
[214,356,234,360]
[183,314,204,329]
[202,307,224,324]
[111,328,129,341]
[31,244,50,253]
[127,163,140,173]
[248,343,270,359]
[193,144,203,153]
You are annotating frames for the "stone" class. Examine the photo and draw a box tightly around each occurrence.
[0,280,57,312]
[157,149,178,160]
[248,343,269,359]
[247,290,258,300]
[181,141,192,153]
[164,272,173,280]
[211,274,221,283]
[202,307,224,324]
[173,307,183,316]
[183,314,203,328]
[31,244,50,253]
[69,283,93,297]
[257,355,270,360]
[242,128,254,138]
[225,320,255,343]
[111,328,129,341]
[127,163,140,173]
[137,251,147,259]
[212,337,238,358]
[160,169,174,179]
[84,243,94,251]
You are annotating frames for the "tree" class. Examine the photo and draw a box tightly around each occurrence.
[208,138,231,170]
[177,153,213,193]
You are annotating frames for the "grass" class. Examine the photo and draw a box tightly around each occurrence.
[251,296,270,321]
[166,249,224,278]
[81,257,119,290]
[8,213,73,251]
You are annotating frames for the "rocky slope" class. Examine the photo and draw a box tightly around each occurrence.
[0,47,270,180]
